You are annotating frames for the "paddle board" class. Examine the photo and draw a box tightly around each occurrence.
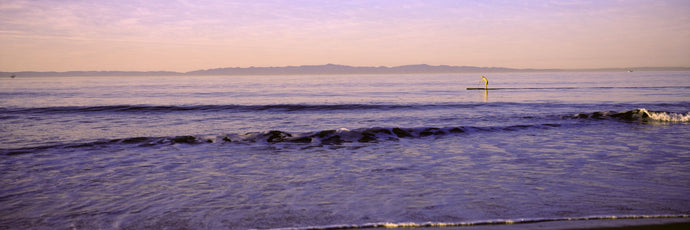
[466,88,501,90]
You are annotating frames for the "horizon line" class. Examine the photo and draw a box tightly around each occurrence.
[2,64,689,75]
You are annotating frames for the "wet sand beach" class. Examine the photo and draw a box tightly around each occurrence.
[420,218,690,230]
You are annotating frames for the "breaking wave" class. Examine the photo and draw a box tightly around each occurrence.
[3,108,688,155]
[572,108,690,122]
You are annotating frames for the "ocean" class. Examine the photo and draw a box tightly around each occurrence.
[1,71,689,229]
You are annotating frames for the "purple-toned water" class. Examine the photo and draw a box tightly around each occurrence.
[1,71,689,229]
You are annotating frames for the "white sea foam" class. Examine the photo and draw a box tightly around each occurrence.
[269,215,690,230]
[640,108,690,122]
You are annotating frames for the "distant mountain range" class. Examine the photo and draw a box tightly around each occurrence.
[185,64,522,75]
[3,64,689,77]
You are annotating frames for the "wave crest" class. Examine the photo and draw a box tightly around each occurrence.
[573,109,690,122]
[2,124,562,155]
[643,109,690,122]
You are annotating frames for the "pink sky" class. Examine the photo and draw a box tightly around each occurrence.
[1,0,689,72]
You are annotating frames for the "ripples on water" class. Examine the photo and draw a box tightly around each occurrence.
[3,123,689,229]
[1,72,689,229]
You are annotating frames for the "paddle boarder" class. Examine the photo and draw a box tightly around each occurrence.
[479,76,488,90]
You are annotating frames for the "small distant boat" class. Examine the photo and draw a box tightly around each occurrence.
[10,74,16,78]
[627,69,634,72]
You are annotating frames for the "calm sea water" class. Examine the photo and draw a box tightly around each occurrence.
[1,71,689,229]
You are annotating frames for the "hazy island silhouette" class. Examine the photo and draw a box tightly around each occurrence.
[3,64,689,77]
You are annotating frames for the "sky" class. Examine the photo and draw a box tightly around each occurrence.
[1,0,689,72]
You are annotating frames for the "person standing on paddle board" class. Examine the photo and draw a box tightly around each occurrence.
[480,76,488,90]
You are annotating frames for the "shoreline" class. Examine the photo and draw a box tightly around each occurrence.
[347,218,690,230]
[451,218,690,230]
[293,216,690,230]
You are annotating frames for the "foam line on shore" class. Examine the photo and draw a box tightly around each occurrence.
[269,214,690,230]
